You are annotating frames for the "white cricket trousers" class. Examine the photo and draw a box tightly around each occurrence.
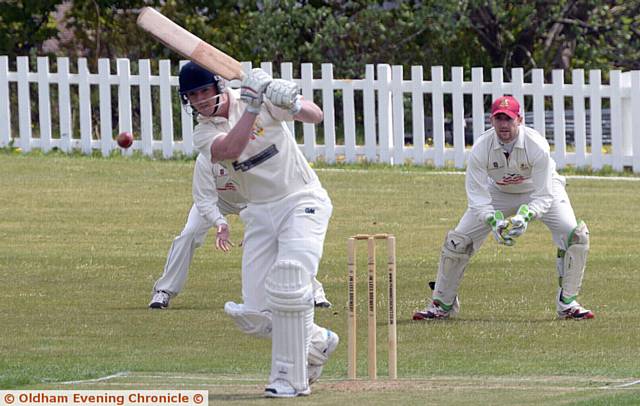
[456,178,579,251]
[239,185,333,311]
[152,204,212,296]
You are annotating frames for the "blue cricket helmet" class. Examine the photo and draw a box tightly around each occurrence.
[178,62,223,105]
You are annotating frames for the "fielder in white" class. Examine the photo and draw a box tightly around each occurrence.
[149,154,332,309]
[413,95,594,321]
[180,61,338,398]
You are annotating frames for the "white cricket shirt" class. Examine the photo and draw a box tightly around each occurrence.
[465,126,563,222]
[193,153,247,226]
[193,89,319,203]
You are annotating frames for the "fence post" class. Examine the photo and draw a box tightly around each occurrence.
[0,56,10,147]
[117,58,133,156]
[589,70,603,170]
[159,60,174,159]
[363,64,376,162]
[431,66,445,168]
[138,59,153,156]
[471,67,485,144]
[552,70,566,168]
[391,65,405,166]
[37,57,52,153]
[57,57,72,153]
[17,56,31,152]
[179,60,194,156]
[342,76,356,163]
[451,66,465,169]
[377,64,392,164]
[572,69,587,168]
[98,58,113,157]
[78,58,92,155]
[610,70,623,171]
[410,65,425,165]
[322,63,336,163]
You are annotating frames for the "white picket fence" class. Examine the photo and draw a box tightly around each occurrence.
[1,55,640,172]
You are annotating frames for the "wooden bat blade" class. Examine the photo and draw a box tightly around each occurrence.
[136,7,244,81]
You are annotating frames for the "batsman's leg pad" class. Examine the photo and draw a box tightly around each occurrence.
[265,260,314,393]
[224,301,272,338]
[433,230,473,307]
[558,221,590,300]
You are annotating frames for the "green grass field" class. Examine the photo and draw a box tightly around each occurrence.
[1,152,639,405]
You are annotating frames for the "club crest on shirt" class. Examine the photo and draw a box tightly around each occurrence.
[250,120,265,140]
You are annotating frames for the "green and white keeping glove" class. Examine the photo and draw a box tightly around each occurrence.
[486,210,514,246]
[507,204,535,238]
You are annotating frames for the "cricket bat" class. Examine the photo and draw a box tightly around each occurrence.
[136,7,244,81]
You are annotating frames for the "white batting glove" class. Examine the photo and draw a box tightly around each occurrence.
[486,210,514,246]
[507,204,535,238]
[264,79,301,114]
[240,68,272,114]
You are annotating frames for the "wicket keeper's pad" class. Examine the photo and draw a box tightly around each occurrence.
[434,230,473,306]
[559,221,590,298]
[266,260,314,392]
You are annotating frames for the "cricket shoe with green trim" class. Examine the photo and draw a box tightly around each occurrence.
[556,288,594,320]
[412,297,460,320]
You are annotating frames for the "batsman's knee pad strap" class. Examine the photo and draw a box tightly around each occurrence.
[224,301,272,338]
[434,230,473,306]
[560,221,590,297]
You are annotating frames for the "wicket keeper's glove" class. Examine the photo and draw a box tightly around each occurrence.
[507,204,535,238]
[486,210,514,246]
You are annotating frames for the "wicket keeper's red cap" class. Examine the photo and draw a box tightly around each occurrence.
[491,95,520,119]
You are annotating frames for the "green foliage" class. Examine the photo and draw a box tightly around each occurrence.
[0,0,63,59]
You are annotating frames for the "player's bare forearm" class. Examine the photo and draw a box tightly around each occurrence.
[294,100,323,124]
[211,112,258,161]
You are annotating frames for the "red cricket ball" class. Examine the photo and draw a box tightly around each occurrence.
[116,131,133,149]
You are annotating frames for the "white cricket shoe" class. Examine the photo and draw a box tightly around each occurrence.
[556,289,594,320]
[264,379,311,398]
[308,329,340,384]
[314,285,332,308]
[149,291,170,309]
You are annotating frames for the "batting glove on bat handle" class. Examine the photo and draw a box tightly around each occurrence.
[507,204,535,238]
[264,79,301,113]
[241,68,272,114]
[487,210,514,246]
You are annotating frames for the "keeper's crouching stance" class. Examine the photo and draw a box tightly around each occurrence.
[184,61,338,397]
[413,95,594,321]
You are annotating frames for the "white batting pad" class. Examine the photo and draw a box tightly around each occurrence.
[224,301,272,338]
[560,222,590,298]
[265,260,314,393]
[433,230,473,306]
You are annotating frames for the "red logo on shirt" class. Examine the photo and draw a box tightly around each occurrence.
[496,173,526,185]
